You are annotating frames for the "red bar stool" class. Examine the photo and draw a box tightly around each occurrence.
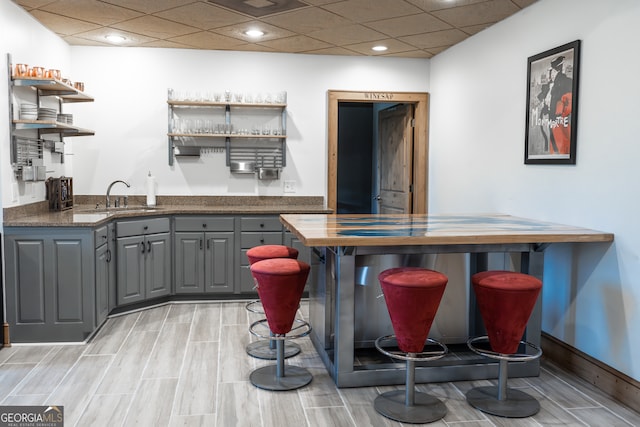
[466,270,543,418]
[245,245,300,360]
[249,258,312,391]
[374,267,449,424]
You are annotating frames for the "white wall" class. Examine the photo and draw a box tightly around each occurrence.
[0,0,72,213]
[430,0,640,380]
[68,47,429,199]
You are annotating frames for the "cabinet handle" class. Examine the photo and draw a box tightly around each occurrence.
[200,238,203,250]
[202,223,207,228]
[207,239,210,250]
[260,223,264,228]
[147,241,151,253]
[144,225,148,230]
[106,249,112,263]
[140,241,145,253]
[260,238,265,244]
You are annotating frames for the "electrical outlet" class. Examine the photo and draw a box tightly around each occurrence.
[284,180,296,193]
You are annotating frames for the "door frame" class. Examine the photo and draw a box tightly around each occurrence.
[327,90,429,214]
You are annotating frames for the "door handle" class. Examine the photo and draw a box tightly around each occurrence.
[373,195,382,201]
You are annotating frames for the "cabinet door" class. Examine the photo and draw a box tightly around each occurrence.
[4,229,94,343]
[117,235,145,305]
[95,244,110,325]
[145,232,172,299]
[204,231,234,293]
[174,232,204,294]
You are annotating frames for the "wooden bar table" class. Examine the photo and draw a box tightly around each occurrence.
[280,213,613,388]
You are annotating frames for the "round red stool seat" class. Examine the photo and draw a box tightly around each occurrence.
[379,267,448,354]
[466,270,543,418]
[247,245,299,265]
[374,267,449,424]
[249,258,312,391]
[251,258,309,334]
[472,271,542,354]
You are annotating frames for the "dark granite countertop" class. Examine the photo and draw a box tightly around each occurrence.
[3,196,331,227]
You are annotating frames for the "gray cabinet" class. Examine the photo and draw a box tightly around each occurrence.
[4,227,95,342]
[239,216,283,293]
[174,216,235,294]
[116,218,171,306]
[95,223,115,325]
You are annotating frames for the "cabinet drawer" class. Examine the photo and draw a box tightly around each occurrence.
[240,216,282,232]
[241,232,282,249]
[175,216,234,232]
[94,225,109,248]
[116,217,170,237]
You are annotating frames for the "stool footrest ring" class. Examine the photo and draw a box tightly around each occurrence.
[249,318,311,341]
[375,335,448,362]
[246,340,301,360]
[245,300,263,314]
[467,336,542,362]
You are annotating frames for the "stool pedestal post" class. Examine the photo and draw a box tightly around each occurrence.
[405,356,416,406]
[276,337,285,378]
[498,359,508,401]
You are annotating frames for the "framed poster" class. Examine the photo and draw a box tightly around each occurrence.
[524,40,581,164]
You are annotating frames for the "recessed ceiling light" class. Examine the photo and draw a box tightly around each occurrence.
[244,29,265,38]
[372,45,388,52]
[105,34,127,43]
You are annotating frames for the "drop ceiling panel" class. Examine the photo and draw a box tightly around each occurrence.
[168,31,247,50]
[405,0,489,13]
[365,13,452,37]
[400,28,469,49]
[110,15,201,40]
[154,3,250,31]
[430,0,520,27]
[258,34,333,53]
[307,24,388,46]
[322,0,423,22]
[30,9,102,35]
[39,0,143,25]
[100,0,196,14]
[261,8,351,34]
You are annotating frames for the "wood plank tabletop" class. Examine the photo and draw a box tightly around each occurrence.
[280,213,614,247]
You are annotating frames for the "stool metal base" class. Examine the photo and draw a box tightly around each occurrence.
[375,390,447,424]
[250,365,312,391]
[466,386,540,418]
[246,340,301,360]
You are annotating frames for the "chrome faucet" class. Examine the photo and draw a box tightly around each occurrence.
[106,180,130,208]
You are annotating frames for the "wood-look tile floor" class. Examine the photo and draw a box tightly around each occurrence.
[1,301,639,427]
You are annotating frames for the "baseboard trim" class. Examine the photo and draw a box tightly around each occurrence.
[541,332,640,413]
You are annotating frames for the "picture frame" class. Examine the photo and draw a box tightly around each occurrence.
[524,40,581,164]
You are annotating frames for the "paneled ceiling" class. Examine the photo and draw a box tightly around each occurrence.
[15,0,537,58]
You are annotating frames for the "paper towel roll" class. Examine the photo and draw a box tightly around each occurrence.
[146,171,156,207]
